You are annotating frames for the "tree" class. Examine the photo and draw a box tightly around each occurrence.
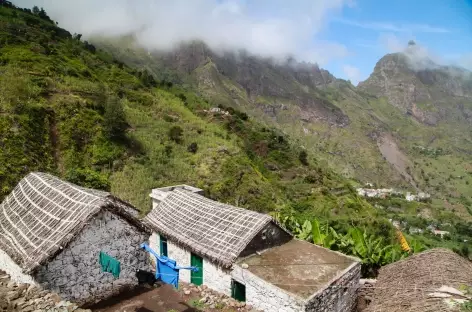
[32,5,40,14]
[103,96,128,141]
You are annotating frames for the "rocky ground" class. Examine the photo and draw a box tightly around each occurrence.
[180,283,256,311]
[0,271,90,312]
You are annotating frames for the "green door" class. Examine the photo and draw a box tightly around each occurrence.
[190,253,203,285]
[231,279,246,302]
[160,235,168,257]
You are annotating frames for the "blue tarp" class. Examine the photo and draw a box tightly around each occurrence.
[140,243,198,288]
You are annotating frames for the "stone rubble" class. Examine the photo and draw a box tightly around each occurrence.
[356,279,376,312]
[0,271,90,312]
[181,283,260,312]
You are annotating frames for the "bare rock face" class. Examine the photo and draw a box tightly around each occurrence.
[359,52,472,126]
[153,41,350,127]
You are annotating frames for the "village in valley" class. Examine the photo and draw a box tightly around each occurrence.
[0,0,472,311]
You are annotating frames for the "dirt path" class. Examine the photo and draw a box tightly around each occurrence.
[89,284,199,312]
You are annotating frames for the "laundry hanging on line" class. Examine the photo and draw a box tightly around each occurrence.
[140,243,198,288]
[99,251,121,278]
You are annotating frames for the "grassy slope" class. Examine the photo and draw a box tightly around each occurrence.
[0,4,379,224]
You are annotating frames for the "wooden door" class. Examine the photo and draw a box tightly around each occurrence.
[190,253,203,285]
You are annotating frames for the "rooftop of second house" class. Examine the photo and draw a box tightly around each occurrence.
[238,239,357,299]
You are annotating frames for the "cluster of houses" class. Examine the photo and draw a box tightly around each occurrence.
[357,186,431,202]
[1,172,469,311]
[0,172,361,312]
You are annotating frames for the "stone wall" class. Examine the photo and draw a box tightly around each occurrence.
[150,233,232,295]
[0,270,91,312]
[0,248,36,285]
[231,265,305,312]
[35,210,151,306]
[305,262,361,312]
[239,222,292,258]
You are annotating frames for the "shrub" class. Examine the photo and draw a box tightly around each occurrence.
[299,150,309,166]
[187,142,198,154]
[169,126,183,143]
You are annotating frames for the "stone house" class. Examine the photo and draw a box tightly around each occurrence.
[0,172,151,305]
[144,185,361,312]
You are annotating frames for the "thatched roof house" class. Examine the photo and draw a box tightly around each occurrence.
[0,172,151,305]
[145,185,361,312]
[145,187,276,268]
[365,248,472,312]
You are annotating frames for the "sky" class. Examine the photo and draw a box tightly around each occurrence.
[12,0,472,85]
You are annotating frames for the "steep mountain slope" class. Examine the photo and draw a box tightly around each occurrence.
[95,37,472,222]
[0,3,390,233]
[1,3,471,261]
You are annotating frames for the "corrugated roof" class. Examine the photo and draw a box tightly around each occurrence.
[0,172,146,273]
[366,248,472,312]
[143,189,276,267]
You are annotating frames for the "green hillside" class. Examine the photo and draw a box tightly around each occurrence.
[0,3,471,262]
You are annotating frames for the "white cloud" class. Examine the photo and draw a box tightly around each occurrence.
[342,65,361,85]
[12,0,352,65]
[378,33,472,73]
[334,18,450,34]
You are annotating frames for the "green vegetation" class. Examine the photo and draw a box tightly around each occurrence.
[187,298,205,309]
[0,2,470,276]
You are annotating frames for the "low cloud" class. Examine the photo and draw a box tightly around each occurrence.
[342,65,362,85]
[13,0,352,65]
[379,33,472,73]
[334,18,451,34]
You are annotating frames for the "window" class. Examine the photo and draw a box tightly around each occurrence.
[231,279,246,302]
[160,235,168,257]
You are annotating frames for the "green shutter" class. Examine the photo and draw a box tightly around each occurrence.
[231,279,246,302]
[190,253,203,285]
[160,235,168,257]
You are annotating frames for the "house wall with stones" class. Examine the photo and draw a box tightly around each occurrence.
[239,222,292,258]
[150,233,233,295]
[34,210,151,306]
[231,265,305,312]
[0,249,36,285]
[305,262,361,312]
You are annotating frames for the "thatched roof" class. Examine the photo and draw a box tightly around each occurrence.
[366,248,472,312]
[0,172,147,274]
[144,189,281,268]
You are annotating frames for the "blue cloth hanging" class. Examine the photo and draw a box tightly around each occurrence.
[140,243,198,288]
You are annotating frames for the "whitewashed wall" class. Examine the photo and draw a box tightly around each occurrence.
[150,233,232,294]
[0,248,36,284]
[232,265,305,312]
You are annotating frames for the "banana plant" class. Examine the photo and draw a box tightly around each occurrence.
[311,219,340,249]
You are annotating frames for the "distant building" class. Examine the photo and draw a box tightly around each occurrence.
[0,172,151,305]
[432,230,450,238]
[146,185,361,312]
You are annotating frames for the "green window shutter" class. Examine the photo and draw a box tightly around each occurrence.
[190,253,203,285]
[231,279,246,302]
[160,235,168,257]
